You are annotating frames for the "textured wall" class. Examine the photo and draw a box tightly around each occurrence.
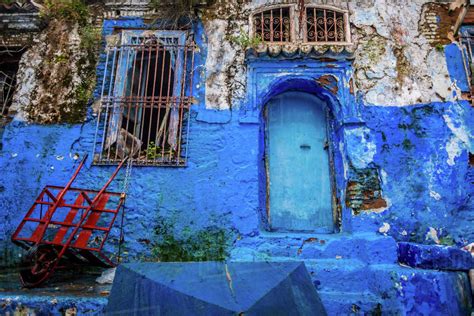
[1,1,474,314]
[200,0,466,110]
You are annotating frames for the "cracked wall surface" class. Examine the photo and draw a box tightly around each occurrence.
[201,0,463,109]
[9,18,100,124]
[0,1,474,314]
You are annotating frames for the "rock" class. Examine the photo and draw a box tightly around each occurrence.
[96,268,116,285]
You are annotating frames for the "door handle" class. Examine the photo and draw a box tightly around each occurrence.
[300,144,311,150]
[324,140,329,150]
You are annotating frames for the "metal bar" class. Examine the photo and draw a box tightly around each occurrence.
[11,189,48,240]
[161,42,174,161]
[123,47,134,162]
[280,8,283,42]
[184,44,195,164]
[103,47,119,162]
[131,45,145,159]
[98,197,124,253]
[270,9,274,42]
[24,206,118,213]
[146,43,160,163]
[155,45,167,164]
[313,8,318,42]
[176,44,189,163]
[93,47,110,159]
[49,158,127,272]
[23,155,88,246]
[324,9,328,42]
[135,43,148,161]
[45,185,122,196]
[24,219,110,232]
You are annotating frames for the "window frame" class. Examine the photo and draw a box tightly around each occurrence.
[303,5,351,45]
[249,4,351,45]
[94,29,193,167]
[249,4,296,44]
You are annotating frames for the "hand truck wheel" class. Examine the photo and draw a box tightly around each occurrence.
[19,245,58,288]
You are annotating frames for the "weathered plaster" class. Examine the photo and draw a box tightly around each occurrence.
[10,19,99,124]
[350,0,460,106]
[201,0,464,109]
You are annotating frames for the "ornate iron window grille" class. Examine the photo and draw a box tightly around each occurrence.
[305,7,347,43]
[251,5,350,45]
[252,6,292,43]
[93,30,195,166]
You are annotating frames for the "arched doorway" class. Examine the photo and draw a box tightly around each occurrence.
[265,91,334,232]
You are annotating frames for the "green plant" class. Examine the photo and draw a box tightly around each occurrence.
[149,0,216,28]
[150,216,232,262]
[80,25,101,51]
[435,43,444,52]
[42,0,90,26]
[53,53,69,63]
[229,28,263,49]
[438,236,455,246]
[0,0,15,5]
[146,141,160,160]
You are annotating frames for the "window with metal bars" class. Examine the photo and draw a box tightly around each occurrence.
[305,7,347,43]
[0,49,23,118]
[93,30,195,166]
[252,6,292,43]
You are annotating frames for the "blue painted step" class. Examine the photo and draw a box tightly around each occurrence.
[231,232,398,264]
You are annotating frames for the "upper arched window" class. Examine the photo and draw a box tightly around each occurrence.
[305,6,348,43]
[251,4,350,45]
[252,6,293,43]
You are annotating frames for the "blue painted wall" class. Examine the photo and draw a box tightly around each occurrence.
[0,17,472,264]
[0,17,473,315]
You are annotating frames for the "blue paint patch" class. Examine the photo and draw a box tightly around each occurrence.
[398,242,474,271]
[0,295,107,315]
[445,43,470,92]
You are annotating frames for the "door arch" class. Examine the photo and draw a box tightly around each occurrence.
[265,91,334,232]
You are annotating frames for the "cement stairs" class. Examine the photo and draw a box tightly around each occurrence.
[230,232,473,315]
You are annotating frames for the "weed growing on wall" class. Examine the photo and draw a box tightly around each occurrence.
[23,0,102,123]
[149,0,216,28]
[41,0,89,26]
[229,27,262,50]
[0,0,15,5]
[150,216,233,262]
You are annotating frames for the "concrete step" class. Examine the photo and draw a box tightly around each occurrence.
[231,232,398,264]
[318,290,400,315]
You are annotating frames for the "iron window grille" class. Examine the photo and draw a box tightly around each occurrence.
[252,5,293,43]
[93,30,195,166]
[304,6,349,44]
[0,71,15,117]
[250,5,350,45]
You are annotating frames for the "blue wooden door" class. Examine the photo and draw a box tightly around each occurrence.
[266,91,333,232]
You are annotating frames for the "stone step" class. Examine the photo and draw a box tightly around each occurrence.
[231,232,398,264]
[318,290,400,315]
[237,257,396,294]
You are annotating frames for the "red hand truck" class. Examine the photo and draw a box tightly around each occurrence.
[11,155,128,287]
